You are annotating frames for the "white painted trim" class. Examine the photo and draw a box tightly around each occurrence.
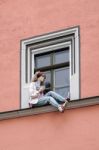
[31,41,71,54]
[21,27,80,108]
[22,27,79,45]
[31,42,71,87]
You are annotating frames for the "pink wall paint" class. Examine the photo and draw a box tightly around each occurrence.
[0,105,99,150]
[0,0,99,111]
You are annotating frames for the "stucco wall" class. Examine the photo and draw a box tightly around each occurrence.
[0,0,99,112]
[0,105,99,150]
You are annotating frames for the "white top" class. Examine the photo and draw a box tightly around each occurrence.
[29,81,44,105]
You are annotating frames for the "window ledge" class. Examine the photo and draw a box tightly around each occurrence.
[0,96,99,121]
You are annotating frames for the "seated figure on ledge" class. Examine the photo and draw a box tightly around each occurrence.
[29,71,70,112]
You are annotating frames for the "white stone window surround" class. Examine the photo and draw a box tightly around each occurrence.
[21,26,80,109]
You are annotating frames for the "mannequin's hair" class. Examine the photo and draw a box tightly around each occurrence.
[32,71,46,82]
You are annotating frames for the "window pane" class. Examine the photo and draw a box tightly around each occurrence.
[35,55,50,68]
[55,87,70,98]
[54,68,70,87]
[54,50,69,64]
[44,71,51,82]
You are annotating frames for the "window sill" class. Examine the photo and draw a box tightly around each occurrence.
[0,96,99,121]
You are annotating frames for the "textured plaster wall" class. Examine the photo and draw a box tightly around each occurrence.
[0,105,99,150]
[0,0,99,111]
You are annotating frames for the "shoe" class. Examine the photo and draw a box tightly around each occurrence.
[29,103,33,108]
[66,97,70,102]
[66,92,70,102]
[58,105,65,113]
[63,100,68,107]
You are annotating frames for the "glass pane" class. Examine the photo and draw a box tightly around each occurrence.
[55,87,70,98]
[44,71,51,82]
[35,55,50,68]
[54,50,69,64]
[54,68,70,87]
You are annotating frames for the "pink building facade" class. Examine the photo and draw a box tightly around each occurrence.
[0,0,99,149]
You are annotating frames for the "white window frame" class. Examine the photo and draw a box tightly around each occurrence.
[20,26,80,109]
[32,43,70,98]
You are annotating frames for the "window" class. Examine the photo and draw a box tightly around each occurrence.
[34,48,70,98]
[21,26,80,109]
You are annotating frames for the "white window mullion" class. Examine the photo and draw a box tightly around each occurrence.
[70,32,80,100]
[32,53,35,81]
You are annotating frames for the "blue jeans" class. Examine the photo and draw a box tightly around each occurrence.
[35,91,66,108]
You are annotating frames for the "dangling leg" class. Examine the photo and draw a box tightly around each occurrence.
[45,91,68,107]
[45,91,66,102]
[38,96,65,112]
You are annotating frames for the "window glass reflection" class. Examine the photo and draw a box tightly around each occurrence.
[55,87,70,98]
[54,68,70,87]
[54,50,69,64]
[35,55,50,68]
